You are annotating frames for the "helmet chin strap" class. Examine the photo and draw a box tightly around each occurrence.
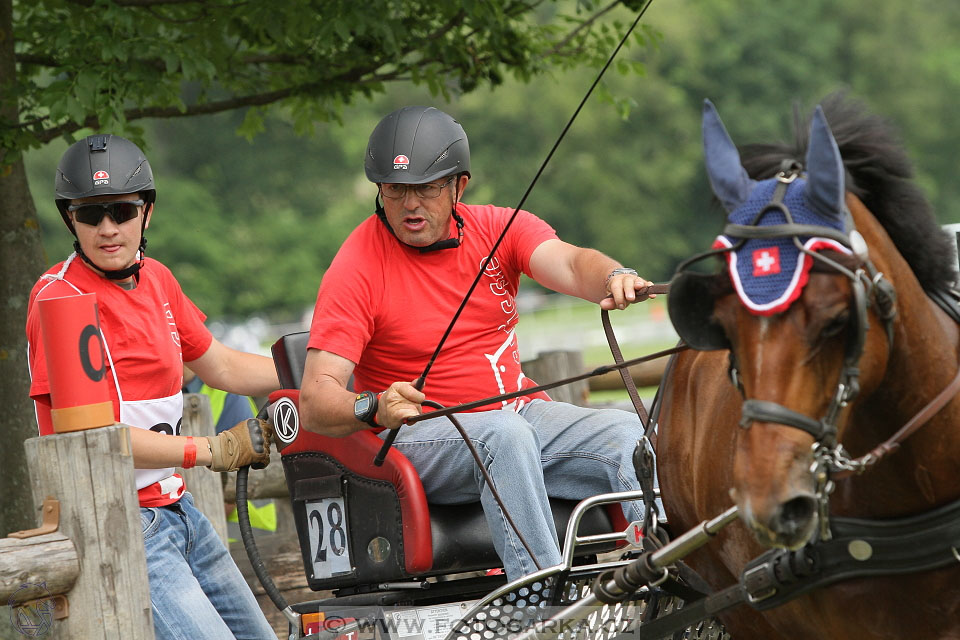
[374,195,465,253]
[72,216,148,282]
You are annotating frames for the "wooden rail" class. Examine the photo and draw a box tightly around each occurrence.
[18,425,154,639]
[0,394,231,639]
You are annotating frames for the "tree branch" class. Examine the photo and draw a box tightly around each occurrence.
[545,0,622,58]
[15,54,60,67]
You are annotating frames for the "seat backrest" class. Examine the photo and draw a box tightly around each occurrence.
[272,331,310,390]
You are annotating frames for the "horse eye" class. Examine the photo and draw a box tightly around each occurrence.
[821,311,850,338]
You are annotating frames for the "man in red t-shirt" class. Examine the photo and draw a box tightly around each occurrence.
[25,134,277,639]
[301,106,658,581]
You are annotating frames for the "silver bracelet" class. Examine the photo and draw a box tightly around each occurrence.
[605,267,638,288]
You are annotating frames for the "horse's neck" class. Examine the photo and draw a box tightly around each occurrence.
[837,203,960,516]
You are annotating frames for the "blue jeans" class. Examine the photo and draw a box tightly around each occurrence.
[385,399,660,581]
[141,492,276,640]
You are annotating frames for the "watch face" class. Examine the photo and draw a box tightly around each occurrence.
[354,393,373,419]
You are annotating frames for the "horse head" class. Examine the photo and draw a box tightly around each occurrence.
[668,100,899,549]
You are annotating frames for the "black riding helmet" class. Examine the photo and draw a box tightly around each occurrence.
[365,106,470,252]
[54,134,156,280]
[365,106,471,184]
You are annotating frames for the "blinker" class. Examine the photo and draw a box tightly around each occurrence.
[667,270,731,351]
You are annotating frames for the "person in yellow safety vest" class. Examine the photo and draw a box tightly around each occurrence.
[183,365,277,538]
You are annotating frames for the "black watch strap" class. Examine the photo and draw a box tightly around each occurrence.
[353,390,379,427]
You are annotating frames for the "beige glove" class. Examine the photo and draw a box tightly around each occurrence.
[207,418,272,472]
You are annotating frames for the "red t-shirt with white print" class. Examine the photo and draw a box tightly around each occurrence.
[309,203,557,411]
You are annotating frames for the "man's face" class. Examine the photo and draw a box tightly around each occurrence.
[69,193,151,277]
[380,175,468,247]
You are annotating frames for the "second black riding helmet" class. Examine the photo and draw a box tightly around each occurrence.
[365,106,471,184]
[365,106,471,252]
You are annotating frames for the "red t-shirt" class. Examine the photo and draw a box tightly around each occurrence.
[26,256,213,507]
[309,203,557,411]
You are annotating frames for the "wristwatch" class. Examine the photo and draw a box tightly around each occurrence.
[353,391,379,427]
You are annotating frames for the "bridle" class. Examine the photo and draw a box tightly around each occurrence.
[669,161,899,538]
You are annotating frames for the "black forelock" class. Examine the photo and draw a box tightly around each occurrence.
[736,91,957,292]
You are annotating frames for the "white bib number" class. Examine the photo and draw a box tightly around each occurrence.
[306,497,351,579]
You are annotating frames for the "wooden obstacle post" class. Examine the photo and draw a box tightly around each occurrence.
[521,350,590,406]
[178,393,228,545]
[588,358,667,391]
[21,425,154,639]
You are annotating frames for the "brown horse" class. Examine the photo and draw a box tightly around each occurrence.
[657,94,960,639]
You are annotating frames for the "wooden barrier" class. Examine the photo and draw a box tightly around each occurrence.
[0,532,78,603]
[223,450,286,502]
[521,350,590,406]
[177,393,228,545]
[21,425,154,639]
[587,358,668,391]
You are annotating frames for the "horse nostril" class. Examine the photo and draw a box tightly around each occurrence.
[779,494,817,534]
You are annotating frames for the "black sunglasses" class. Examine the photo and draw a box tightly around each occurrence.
[67,200,144,226]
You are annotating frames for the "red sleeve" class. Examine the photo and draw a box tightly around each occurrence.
[509,209,558,277]
[469,204,557,279]
[307,220,382,364]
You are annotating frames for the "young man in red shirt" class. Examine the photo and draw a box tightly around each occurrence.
[26,134,278,639]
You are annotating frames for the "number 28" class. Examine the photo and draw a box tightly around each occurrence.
[310,502,346,563]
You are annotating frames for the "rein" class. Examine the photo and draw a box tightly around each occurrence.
[403,329,681,425]
[829,361,960,479]
[374,0,655,465]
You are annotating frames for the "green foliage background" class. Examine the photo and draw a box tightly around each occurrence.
[24,0,960,324]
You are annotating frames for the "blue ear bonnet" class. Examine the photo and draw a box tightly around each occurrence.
[713,177,850,314]
[703,99,852,315]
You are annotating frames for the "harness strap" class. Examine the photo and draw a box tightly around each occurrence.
[601,308,650,425]
[833,363,960,479]
[723,222,852,245]
[633,494,960,638]
[740,399,833,440]
[743,493,960,610]
[632,583,744,639]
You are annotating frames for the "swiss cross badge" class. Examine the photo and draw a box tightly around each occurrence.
[752,247,781,276]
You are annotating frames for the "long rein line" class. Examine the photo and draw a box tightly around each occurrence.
[373,2,657,573]
[405,337,684,425]
[375,0,654,471]
[415,0,653,391]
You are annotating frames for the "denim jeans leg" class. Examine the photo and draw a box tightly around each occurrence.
[141,505,237,640]
[520,399,662,523]
[179,493,277,639]
[388,410,562,581]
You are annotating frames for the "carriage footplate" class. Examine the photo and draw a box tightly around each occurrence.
[444,568,730,640]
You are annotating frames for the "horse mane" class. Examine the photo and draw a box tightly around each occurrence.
[737,91,957,292]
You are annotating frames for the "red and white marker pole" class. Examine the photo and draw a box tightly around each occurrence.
[37,293,115,432]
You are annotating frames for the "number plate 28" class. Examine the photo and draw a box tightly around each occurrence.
[305,497,352,579]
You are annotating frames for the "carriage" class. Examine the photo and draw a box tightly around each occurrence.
[237,94,960,640]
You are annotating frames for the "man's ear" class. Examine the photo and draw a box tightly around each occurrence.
[455,174,469,202]
[144,202,153,230]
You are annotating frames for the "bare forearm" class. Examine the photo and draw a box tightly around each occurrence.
[214,351,279,397]
[188,342,280,397]
[300,379,370,437]
[129,427,213,468]
[568,248,623,302]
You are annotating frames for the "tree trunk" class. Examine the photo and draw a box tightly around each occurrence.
[0,0,49,537]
